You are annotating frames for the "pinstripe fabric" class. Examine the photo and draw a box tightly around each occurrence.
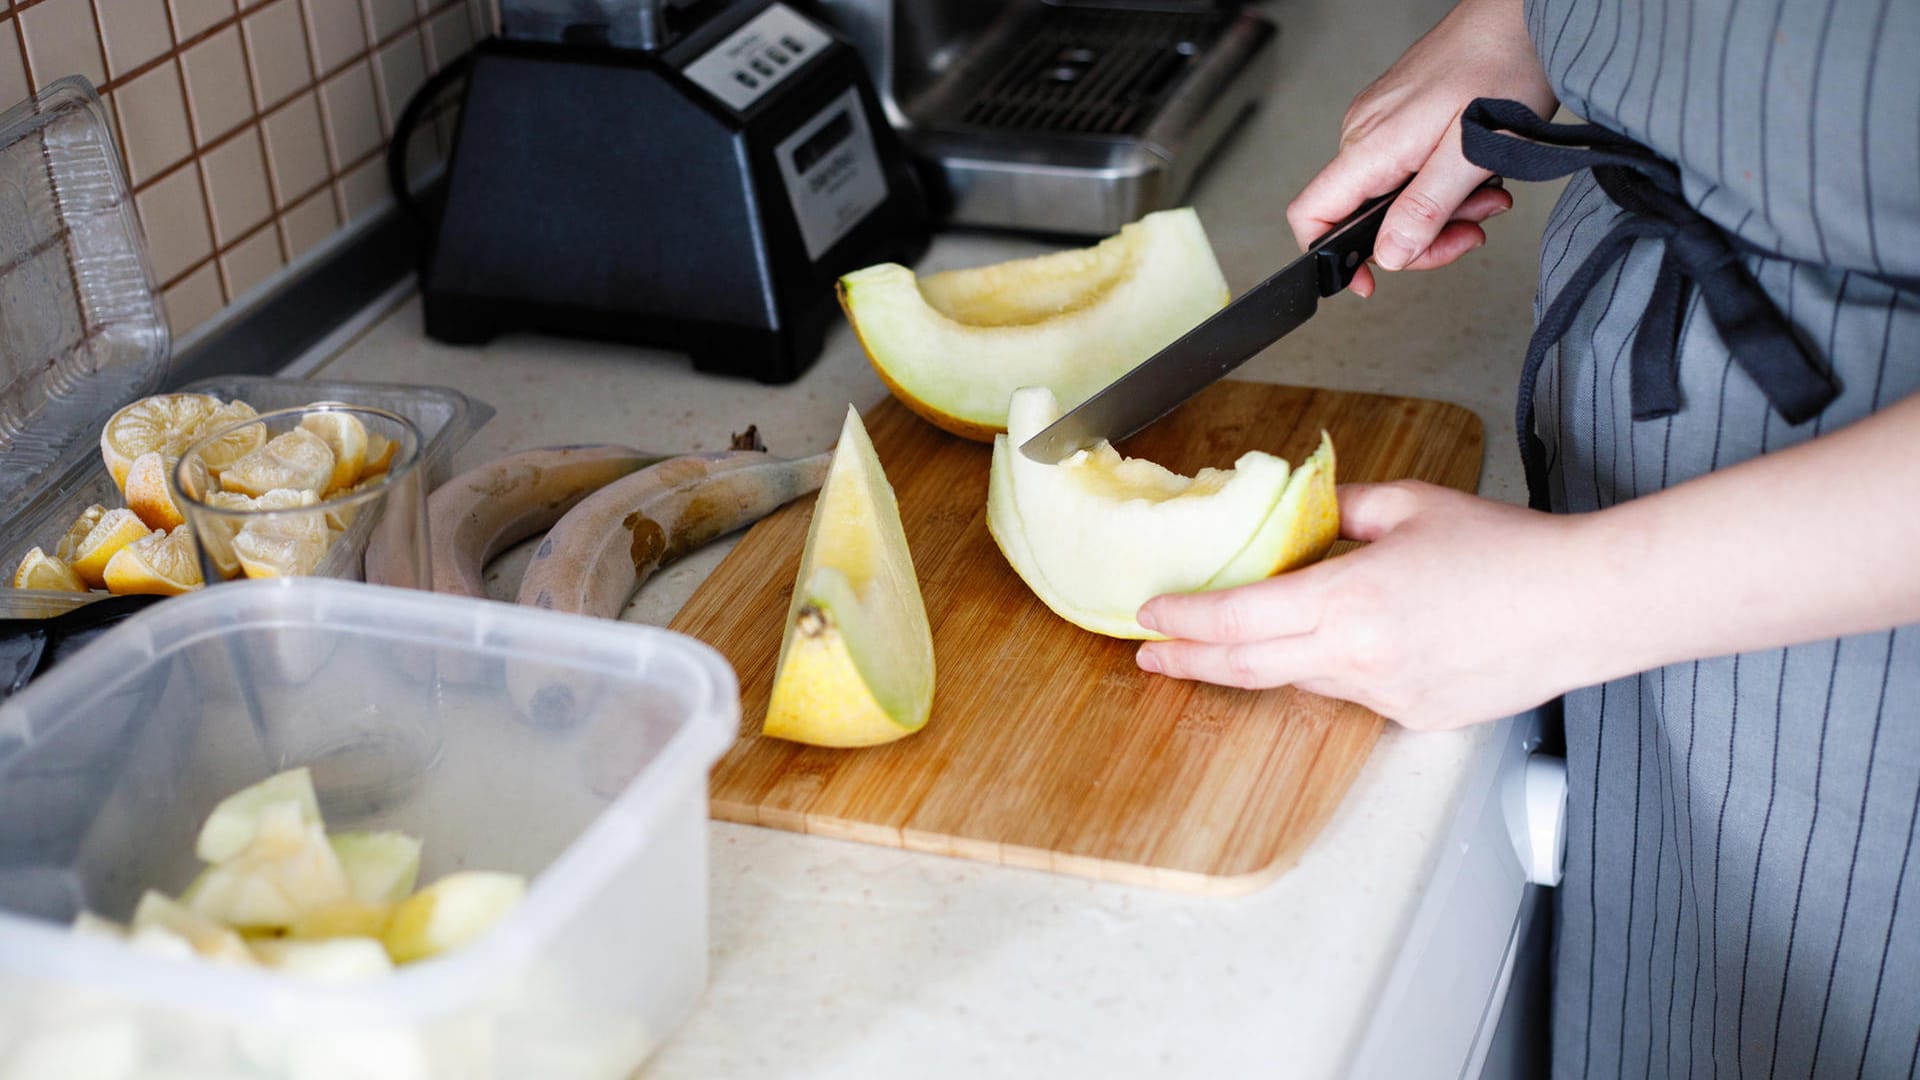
[1519,1,1920,1075]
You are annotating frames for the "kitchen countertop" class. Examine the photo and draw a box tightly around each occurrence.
[306,0,1564,1073]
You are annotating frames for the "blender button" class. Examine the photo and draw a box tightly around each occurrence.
[750,58,774,75]
[735,71,760,88]
[768,47,789,64]
[781,35,805,53]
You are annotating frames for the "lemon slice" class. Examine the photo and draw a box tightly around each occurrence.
[102,526,203,596]
[100,394,222,490]
[299,413,369,494]
[52,504,107,562]
[234,512,331,578]
[189,400,265,476]
[13,547,87,592]
[358,433,397,482]
[222,429,336,498]
[199,489,319,579]
[69,508,152,589]
[122,450,187,531]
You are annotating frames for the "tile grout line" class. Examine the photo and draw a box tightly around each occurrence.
[12,4,33,90]
[167,0,226,310]
[295,0,346,223]
[230,2,290,268]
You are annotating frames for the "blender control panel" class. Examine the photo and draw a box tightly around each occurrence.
[682,4,832,112]
[774,87,889,261]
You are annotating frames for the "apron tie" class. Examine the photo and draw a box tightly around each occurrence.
[1457,97,1840,510]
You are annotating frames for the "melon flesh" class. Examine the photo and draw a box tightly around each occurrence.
[762,406,934,747]
[988,387,1339,639]
[839,208,1229,440]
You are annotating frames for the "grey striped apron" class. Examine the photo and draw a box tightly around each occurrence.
[1498,1,1920,1075]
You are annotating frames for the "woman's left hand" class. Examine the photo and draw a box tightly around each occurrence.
[1134,481,1587,731]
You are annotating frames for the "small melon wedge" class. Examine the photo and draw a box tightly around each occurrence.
[762,406,934,748]
[187,800,352,930]
[131,891,255,965]
[196,766,323,863]
[839,208,1229,441]
[329,830,423,904]
[988,387,1339,639]
[289,899,395,941]
[251,936,394,982]
[383,871,526,964]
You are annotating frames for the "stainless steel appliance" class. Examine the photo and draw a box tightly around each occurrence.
[814,0,1279,235]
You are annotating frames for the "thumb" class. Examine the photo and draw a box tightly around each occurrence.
[1337,482,1425,542]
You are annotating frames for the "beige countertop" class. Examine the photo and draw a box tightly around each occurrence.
[308,0,1563,1073]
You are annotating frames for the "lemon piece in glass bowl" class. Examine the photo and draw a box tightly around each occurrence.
[197,489,320,579]
[299,411,369,495]
[221,428,336,498]
[233,510,332,578]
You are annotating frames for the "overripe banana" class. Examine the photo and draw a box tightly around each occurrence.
[423,445,669,598]
[517,449,832,619]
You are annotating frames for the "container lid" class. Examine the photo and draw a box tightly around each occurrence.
[0,76,169,512]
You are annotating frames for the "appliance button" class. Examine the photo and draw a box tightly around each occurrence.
[735,71,760,89]
[767,47,789,65]
[750,58,775,76]
[781,35,806,54]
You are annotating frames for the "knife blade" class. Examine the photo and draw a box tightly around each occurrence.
[1018,185,1406,463]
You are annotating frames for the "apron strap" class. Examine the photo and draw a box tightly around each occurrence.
[1459,98,1843,511]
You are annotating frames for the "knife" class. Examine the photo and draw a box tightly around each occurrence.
[1019,185,1407,463]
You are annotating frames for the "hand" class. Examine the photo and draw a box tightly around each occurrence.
[1288,0,1557,297]
[1134,482,1587,731]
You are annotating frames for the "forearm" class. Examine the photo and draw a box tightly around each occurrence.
[1564,391,1920,685]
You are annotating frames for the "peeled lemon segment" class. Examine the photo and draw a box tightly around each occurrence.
[764,406,935,748]
[199,488,318,579]
[187,399,264,474]
[53,504,107,562]
[222,427,336,497]
[987,386,1339,640]
[383,871,527,964]
[122,450,186,531]
[68,507,152,589]
[329,830,423,904]
[13,547,87,592]
[102,525,203,596]
[100,393,223,490]
[359,432,397,481]
[197,766,324,862]
[299,411,369,494]
[839,208,1229,441]
[233,512,331,578]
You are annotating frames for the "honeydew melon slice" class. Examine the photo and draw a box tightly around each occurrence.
[186,800,351,930]
[328,831,423,904]
[195,766,322,863]
[130,891,255,965]
[839,208,1229,441]
[383,871,526,964]
[762,406,934,747]
[988,387,1339,639]
[250,937,394,982]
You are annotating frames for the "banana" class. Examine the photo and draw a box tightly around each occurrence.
[421,445,669,598]
[517,449,832,619]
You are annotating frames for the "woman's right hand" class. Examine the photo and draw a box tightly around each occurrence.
[1288,0,1557,297]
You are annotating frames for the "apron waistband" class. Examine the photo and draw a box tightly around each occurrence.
[1457,98,1871,511]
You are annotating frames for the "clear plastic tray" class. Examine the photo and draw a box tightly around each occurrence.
[0,578,738,1078]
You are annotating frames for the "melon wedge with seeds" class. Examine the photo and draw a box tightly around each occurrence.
[838,208,1229,441]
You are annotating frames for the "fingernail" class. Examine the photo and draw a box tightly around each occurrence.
[1375,231,1414,271]
[1136,647,1161,673]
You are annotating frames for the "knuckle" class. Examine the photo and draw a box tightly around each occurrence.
[1226,644,1262,685]
[1210,594,1247,640]
[1395,188,1448,226]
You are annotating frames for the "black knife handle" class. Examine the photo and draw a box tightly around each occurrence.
[1308,183,1410,296]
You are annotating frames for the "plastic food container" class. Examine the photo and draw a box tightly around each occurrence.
[0,77,492,618]
[0,578,738,1079]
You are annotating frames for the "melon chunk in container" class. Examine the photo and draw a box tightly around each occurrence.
[0,579,736,1078]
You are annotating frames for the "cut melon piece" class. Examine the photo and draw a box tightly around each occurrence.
[988,387,1339,639]
[383,871,526,964]
[839,208,1229,441]
[289,900,395,941]
[762,406,935,747]
[329,831,423,904]
[251,937,394,982]
[196,766,322,863]
[187,800,351,930]
[130,891,255,965]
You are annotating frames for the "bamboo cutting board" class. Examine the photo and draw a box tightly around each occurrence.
[670,380,1483,894]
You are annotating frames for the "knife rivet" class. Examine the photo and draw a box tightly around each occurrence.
[1346,251,1359,268]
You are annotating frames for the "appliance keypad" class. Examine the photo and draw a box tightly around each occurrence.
[684,3,834,112]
